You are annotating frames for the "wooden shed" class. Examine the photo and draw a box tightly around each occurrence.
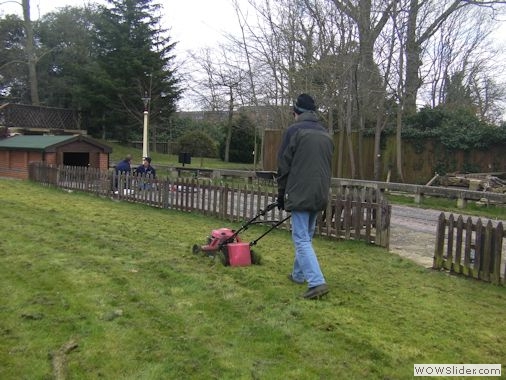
[0,135,112,179]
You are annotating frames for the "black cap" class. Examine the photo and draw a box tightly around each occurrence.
[293,93,316,114]
[144,156,151,163]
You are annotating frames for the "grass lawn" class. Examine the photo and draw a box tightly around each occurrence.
[107,141,255,171]
[0,179,504,379]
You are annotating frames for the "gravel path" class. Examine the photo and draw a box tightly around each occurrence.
[388,205,506,269]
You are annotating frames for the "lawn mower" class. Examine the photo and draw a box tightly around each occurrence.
[192,201,291,266]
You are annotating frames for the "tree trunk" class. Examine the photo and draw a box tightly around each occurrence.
[396,103,404,182]
[224,86,234,163]
[22,0,39,105]
[337,101,345,178]
[373,102,385,181]
[346,75,356,178]
[403,0,420,116]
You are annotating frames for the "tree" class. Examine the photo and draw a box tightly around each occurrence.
[471,76,505,124]
[189,46,249,162]
[330,0,395,179]
[1,0,182,141]
[20,0,40,105]
[424,7,505,123]
[0,4,40,105]
[0,0,41,105]
[36,6,101,110]
[0,14,27,102]
[177,130,218,158]
[167,116,225,142]
[402,0,506,117]
[90,0,181,141]
[219,112,257,163]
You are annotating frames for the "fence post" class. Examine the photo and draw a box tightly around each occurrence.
[454,215,464,274]
[445,214,455,271]
[492,222,503,285]
[474,219,483,280]
[433,212,446,269]
[222,184,229,220]
[463,217,473,277]
[344,194,352,240]
[457,194,467,209]
[365,189,373,243]
[482,220,494,282]
[375,199,390,248]
[353,189,362,240]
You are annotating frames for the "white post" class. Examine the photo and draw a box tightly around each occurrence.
[142,109,149,159]
[141,93,150,159]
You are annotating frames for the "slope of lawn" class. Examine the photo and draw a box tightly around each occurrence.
[0,179,504,379]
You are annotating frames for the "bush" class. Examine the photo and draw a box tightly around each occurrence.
[176,130,218,158]
[219,113,258,163]
[404,106,506,151]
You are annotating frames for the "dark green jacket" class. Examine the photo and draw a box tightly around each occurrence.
[277,111,334,212]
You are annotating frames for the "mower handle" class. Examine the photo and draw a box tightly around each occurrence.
[264,201,278,212]
[221,200,284,246]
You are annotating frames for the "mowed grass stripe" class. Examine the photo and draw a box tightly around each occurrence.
[0,179,504,379]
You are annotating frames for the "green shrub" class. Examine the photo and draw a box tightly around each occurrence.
[219,112,258,163]
[176,130,218,158]
[404,105,506,151]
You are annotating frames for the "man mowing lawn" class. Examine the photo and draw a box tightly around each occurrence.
[276,93,334,300]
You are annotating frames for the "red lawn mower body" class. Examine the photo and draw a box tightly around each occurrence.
[193,227,252,266]
[192,202,289,267]
[201,227,242,252]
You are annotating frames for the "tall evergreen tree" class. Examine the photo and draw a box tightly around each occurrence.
[0,15,29,103]
[1,0,181,140]
[91,0,181,140]
[37,6,101,110]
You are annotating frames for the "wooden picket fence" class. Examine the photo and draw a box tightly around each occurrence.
[28,163,391,247]
[319,188,390,248]
[433,213,505,285]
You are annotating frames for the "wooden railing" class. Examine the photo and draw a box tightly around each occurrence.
[433,213,505,285]
[108,166,506,208]
[332,178,506,208]
[155,169,506,208]
[28,163,391,248]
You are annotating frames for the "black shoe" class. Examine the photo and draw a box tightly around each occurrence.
[303,284,329,299]
[288,274,304,285]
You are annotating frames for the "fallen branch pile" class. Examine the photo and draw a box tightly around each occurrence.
[438,173,506,193]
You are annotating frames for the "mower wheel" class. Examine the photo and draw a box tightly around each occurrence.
[219,246,230,266]
[250,249,262,265]
[192,244,201,254]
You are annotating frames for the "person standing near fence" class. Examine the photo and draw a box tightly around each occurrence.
[115,154,132,174]
[276,93,334,300]
[114,154,132,191]
[135,157,156,190]
[134,156,156,178]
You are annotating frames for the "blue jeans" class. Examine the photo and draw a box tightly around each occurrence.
[290,210,326,288]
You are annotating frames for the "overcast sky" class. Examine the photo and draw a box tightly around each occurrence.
[2,0,505,56]
[0,0,241,54]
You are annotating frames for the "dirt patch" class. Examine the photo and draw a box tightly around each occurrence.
[389,225,435,268]
[388,205,506,274]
